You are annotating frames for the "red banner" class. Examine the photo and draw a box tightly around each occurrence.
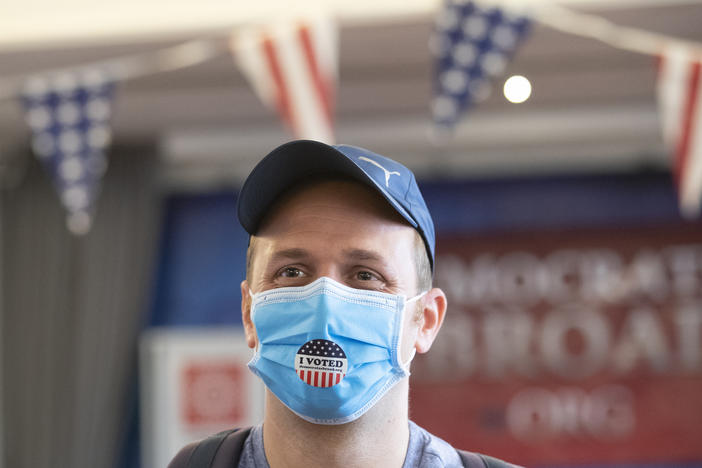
[410,223,702,466]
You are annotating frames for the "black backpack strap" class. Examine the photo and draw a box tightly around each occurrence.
[185,427,253,468]
[478,453,520,468]
[457,449,487,467]
[457,449,522,468]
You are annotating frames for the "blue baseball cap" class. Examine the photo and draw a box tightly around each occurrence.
[237,139,436,271]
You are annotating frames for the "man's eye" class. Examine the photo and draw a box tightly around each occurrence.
[280,267,304,278]
[356,271,376,281]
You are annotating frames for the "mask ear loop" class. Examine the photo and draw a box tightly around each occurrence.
[398,290,429,371]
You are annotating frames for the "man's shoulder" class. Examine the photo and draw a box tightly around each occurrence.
[411,421,523,468]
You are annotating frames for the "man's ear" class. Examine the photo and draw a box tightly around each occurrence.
[241,280,257,349]
[415,287,447,354]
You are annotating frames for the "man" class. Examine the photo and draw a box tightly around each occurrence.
[169,140,520,468]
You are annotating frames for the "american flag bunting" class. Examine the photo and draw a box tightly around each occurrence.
[232,17,337,143]
[657,46,702,218]
[431,0,531,130]
[21,69,115,234]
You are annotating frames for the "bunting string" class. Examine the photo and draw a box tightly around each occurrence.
[1,4,702,104]
[0,38,228,102]
[525,2,702,59]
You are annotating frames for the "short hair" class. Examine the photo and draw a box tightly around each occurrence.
[414,232,432,294]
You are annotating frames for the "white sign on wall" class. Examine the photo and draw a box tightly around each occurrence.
[139,327,264,468]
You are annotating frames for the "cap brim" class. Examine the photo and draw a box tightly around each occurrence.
[237,140,416,234]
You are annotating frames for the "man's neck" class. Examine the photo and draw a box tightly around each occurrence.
[261,383,410,468]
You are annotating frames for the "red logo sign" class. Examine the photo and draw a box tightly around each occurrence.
[182,362,244,427]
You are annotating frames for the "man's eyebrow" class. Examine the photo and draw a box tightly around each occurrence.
[343,248,385,263]
[269,248,311,263]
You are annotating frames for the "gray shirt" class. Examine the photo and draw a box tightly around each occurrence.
[238,420,463,468]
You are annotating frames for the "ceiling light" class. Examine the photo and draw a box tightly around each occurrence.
[503,75,531,104]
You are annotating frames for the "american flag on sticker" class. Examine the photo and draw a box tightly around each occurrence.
[295,339,347,388]
[231,17,337,143]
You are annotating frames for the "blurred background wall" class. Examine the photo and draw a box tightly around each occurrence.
[1,1,701,467]
[1,144,159,467]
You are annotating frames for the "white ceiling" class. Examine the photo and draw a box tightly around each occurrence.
[1,0,695,50]
[1,1,701,189]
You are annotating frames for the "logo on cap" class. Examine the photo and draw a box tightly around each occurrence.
[358,156,401,187]
[295,339,348,387]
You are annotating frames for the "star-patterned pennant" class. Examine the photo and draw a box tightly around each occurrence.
[430,0,531,130]
[21,68,115,235]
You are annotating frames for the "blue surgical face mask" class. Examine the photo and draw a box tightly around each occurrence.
[247,276,426,425]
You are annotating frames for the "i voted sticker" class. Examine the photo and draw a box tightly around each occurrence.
[295,339,348,388]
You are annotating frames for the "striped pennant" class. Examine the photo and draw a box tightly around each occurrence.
[658,46,702,218]
[232,17,337,143]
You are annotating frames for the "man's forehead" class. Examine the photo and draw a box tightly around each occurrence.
[257,178,411,234]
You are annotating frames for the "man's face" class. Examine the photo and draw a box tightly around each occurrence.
[243,179,421,361]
